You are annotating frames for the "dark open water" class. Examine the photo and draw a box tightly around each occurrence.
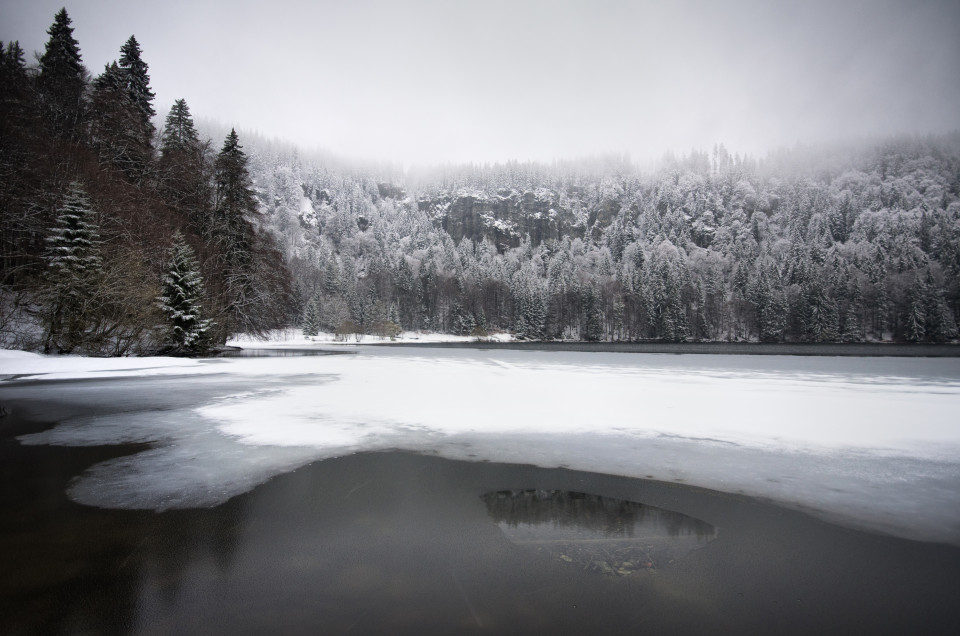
[1,373,959,635]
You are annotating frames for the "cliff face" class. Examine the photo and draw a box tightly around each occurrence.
[416,187,597,249]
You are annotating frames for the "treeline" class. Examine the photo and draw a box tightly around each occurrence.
[249,135,960,344]
[0,9,291,354]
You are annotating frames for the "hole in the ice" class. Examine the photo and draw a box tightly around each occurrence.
[481,489,717,576]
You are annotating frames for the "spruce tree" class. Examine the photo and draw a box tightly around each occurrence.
[77,38,155,180]
[800,276,839,342]
[158,232,213,354]
[0,40,28,96]
[42,182,103,353]
[158,99,210,228]
[213,129,260,335]
[582,285,603,341]
[0,41,33,282]
[751,265,786,342]
[37,8,85,137]
[839,280,863,343]
[905,277,926,342]
[118,36,155,130]
[922,270,958,342]
[301,295,320,337]
[160,99,200,152]
[214,129,257,253]
[89,62,144,179]
[513,306,529,340]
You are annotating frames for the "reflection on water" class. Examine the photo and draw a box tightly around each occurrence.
[482,489,717,575]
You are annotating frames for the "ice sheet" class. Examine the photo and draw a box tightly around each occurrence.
[9,347,960,544]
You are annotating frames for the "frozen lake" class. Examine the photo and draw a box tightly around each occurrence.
[4,346,959,545]
[1,346,960,632]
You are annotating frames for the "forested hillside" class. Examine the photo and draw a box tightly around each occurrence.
[249,135,960,343]
[2,10,958,354]
[0,9,291,354]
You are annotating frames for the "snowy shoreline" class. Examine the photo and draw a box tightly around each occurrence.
[360,340,960,357]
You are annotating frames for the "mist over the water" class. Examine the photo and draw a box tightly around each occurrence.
[1,0,958,165]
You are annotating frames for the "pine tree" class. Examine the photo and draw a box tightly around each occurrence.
[799,270,839,343]
[839,279,863,343]
[158,232,213,354]
[212,128,281,337]
[118,36,155,132]
[0,40,28,98]
[905,277,926,342]
[0,41,33,282]
[158,99,210,228]
[83,36,156,182]
[89,62,144,178]
[214,129,257,254]
[874,277,890,340]
[160,99,200,152]
[922,270,958,343]
[37,8,85,137]
[42,182,103,353]
[301,295,320,337]
[451,302,475,335]
[751,264,786,342]
[582,285,603,341]
[513,305,529,340]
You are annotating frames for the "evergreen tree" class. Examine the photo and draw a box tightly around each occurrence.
[158,99,210,227]
[451,302,475,335]
[118,36,156,132]
[93,36,156,183]
[582,284,603,341]
[157,232,213,354]
[922,270,958,342]
[800,277,839,342]
[612,296,625,341]
[42,182,103,353]
[212,128,291,337]
[750,264,786,342]
[301,295,321,336]
[0,40,29,101]
[905,276,926,342]
[160,98,199,152]
[872,274,890,340]
[839,280,863,342]
[89,62,144,179]
[513,280,546,341]
[0,40,34,282]
[214,129,257,254]
[37,8,85,137]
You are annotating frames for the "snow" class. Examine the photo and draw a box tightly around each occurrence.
[226,328,513,347]
[0,348,203,380]
[4,346,960,545]
[298,194,317,227]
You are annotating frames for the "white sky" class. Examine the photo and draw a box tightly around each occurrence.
[2,0,959,165]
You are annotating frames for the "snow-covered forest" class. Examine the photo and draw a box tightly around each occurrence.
[264,136,960,344]
[3,9,959,354]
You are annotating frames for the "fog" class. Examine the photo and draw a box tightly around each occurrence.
[2,0,958,165]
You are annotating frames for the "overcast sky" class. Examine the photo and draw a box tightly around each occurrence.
[2,0,959,166]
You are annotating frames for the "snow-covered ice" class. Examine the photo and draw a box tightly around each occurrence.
[4,346,960,545]
[0,349,204,380]
[226,328,513,348]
